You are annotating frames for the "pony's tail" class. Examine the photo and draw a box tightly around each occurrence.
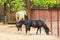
[43,24,49,35]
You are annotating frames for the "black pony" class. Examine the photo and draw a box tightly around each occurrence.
[16,20,50,35]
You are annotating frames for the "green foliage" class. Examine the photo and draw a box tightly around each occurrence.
[0,0,60,11]
[11,0,26,11]
[0,0,7,3]
[1,0,26,12]
[31,0,58,7]
[49,0,56,7]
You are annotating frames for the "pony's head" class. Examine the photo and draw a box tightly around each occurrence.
[43,24,49,35]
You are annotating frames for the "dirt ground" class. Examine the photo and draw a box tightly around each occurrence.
[0,22,60,40]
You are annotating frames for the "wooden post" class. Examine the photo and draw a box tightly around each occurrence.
[50,10,52,33]
[56,0,59,36]
[57,10,59,36]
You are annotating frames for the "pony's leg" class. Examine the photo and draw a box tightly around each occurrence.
[27,27,30,35]
[17,26,22,32]
[25,27,30,34]
[16,24,20,31]
[19,25,22,31]
[17,27,20,31]
[39,27,41,34]
[18,28,19,31]
[25,26,27,34]
[36,27,39,34]
[26,28,27,34]
[20,27,22,31]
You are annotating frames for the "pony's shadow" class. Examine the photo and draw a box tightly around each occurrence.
[26,32,52,36]
[16,32,51,36]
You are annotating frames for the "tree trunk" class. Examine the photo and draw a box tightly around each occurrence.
[25,0,31,20]
[3,3,6,24]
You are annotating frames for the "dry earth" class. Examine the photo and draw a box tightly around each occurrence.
[0,22,60,40]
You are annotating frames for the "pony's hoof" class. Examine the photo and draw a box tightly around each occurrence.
[36,32,38,35]
[27,31,30,35]
[46,33,49,35]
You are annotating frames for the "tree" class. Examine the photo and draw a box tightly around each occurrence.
[0,0,26,24]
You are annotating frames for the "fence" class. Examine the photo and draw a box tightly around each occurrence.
[31,9,60,36]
